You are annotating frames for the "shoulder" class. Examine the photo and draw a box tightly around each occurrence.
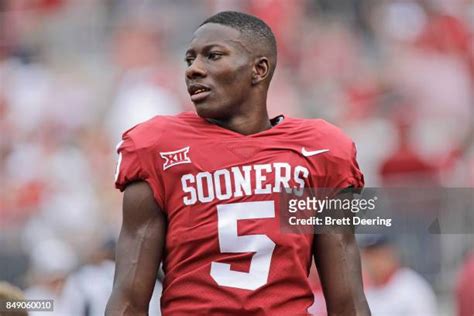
[287,117,356,157]
[298,117,353,144]
[122,112,197,149]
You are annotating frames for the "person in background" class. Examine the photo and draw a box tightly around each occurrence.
[60,239,117,316]
[24,239,77,316]
[359,234,437,316]
[61,239,162,316]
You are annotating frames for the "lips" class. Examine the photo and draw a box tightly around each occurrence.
[188,83,211,102]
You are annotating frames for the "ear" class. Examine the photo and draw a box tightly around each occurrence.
[251,57,270,85]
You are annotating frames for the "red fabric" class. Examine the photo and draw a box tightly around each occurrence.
[380,147,438,186]
[115,112,364,315]
[380,148,435,176]
[417,14,474,81]
[37,0,64,12]
[417,15,471,55]
[457,253,474,316]
[343,84,379,121]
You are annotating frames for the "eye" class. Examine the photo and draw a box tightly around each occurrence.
[185,57,194,66]
[208,52,223,61]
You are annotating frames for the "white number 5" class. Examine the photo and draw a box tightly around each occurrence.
[210,201,276,290]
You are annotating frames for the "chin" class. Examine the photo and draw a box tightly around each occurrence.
[194,102,228,120]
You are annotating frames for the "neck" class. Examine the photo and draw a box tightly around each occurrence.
[207,92,272,135]
[207,109,271,135]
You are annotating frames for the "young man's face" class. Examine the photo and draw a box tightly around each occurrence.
[185,23,253,119]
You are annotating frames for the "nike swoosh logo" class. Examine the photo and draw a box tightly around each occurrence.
[301,148,330,157]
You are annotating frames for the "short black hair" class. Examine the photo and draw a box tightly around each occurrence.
[200,11,277,79]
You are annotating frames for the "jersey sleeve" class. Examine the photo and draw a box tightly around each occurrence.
[114,131,165,209]
[325,141,364,190]
[312,120,365,194]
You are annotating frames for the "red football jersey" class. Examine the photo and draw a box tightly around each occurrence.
[115,112,364,315]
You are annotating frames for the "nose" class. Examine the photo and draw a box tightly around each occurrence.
[185,56,207,80]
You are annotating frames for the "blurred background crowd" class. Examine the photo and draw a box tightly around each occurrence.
[0,0,473,315]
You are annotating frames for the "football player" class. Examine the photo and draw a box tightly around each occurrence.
[106,11,370,316]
